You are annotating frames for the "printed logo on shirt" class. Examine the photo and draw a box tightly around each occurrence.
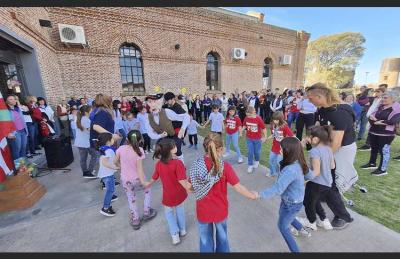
[226,119,237,129]
[273,128,284,142]
[246,122,258,133]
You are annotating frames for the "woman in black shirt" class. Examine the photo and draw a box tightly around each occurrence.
[306,83,355,230]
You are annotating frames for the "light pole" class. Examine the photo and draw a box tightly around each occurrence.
[365,72,370,85]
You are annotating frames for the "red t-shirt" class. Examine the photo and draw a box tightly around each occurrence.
[224,115,242,135]
[243,115,266,140]
[152,159,188,207]
[271,124,294,154]
[194,156,240,223]
[289,98,300,113]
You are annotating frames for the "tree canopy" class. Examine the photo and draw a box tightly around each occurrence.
[305,32,366,88]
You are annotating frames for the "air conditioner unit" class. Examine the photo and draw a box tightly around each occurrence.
[280,55,292,65]
[232,48,245,60]
[58,23,86,44]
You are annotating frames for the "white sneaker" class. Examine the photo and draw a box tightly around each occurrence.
[149,149,154,153]
[247,166,254,174]
[297,217,317,231]
[222,152,230,158]
[179,229,187,237]
[144,150,149,155]
[298,227,312,237]
[238,157,244,164]
[316,218,333,230]
[172,234,181,245]
[253,161,259,168]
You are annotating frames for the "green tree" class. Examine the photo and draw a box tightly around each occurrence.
[305,32,365,88]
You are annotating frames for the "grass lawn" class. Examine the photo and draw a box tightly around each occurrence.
[197,125,400,233]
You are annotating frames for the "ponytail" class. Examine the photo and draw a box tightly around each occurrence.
[209,141,220,176]
[77,105,91,131]
[203,133,223,176]
[127,130,143,157]
[306,82,342,106]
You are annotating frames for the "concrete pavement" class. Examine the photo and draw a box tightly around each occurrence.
[1,136,400,252]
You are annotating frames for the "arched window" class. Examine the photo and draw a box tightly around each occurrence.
[119,43,145,93]
[263,58,273,89]
[206,52,219,90]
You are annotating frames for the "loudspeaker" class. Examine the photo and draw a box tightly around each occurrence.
[42,135,74,168]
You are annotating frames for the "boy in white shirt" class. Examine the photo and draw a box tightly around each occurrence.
[202,105,224,135]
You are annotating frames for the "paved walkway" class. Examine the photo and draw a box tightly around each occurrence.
[1,136,400,252]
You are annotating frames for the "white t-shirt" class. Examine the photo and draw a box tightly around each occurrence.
[40,105,55,122]
[113,110,124,130]
[187,120,199,135]
[220,96,229,112]
[136,112,148,134]
[97,148,116,178]
[74,116,91,148]
[69,114,77,130]
[209,112,224,132]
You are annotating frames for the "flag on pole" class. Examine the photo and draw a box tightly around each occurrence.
[0,92,15,185]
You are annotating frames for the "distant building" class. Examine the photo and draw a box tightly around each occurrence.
[0,7,309,105]
[379,57,400,88]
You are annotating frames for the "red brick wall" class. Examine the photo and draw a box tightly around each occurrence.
[1,7,309,103]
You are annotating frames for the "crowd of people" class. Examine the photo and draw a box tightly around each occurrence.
[4,82,400,253]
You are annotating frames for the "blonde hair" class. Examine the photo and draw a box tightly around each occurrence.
[95,94,112,109]
[94,93,113,118]
[246,106,256,115]
[26,95,37,104]
[307,82,341,106]
[203,133,223,176]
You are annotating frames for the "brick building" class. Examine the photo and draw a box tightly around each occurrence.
[0,7,310,105]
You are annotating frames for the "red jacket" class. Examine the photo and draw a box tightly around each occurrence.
[28,104,43,122]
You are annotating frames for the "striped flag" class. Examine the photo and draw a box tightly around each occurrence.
[0,92,15,185]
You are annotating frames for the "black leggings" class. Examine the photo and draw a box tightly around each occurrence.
[304,181,331,223]
[195,110,202,124]
[142,133,151,151]
[189,134,198,146]
[369,134,394,171]
[324,169,352,222]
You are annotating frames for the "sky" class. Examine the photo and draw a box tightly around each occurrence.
[227,7,400,85]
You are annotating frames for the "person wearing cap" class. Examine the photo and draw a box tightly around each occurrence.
[145,93,190,162]
[164,92,188,146]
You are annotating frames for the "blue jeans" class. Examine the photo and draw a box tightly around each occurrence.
[102,175,115,209]
[278,201,303,253]
[225,132,241,159]
[26,122,38,154]
[246,139,261,166]
[269,152,282,176]
[198,219,230,253]
[164,203,186,236]
[357,111,368,140]
[287,112,299,129]
[8,129,28,160]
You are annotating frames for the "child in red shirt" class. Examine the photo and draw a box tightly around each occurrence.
[145,138,191,245]
[223,105,243,164]
[242,106,267,174]
[267,111,294,177]
[188,133,257,253]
